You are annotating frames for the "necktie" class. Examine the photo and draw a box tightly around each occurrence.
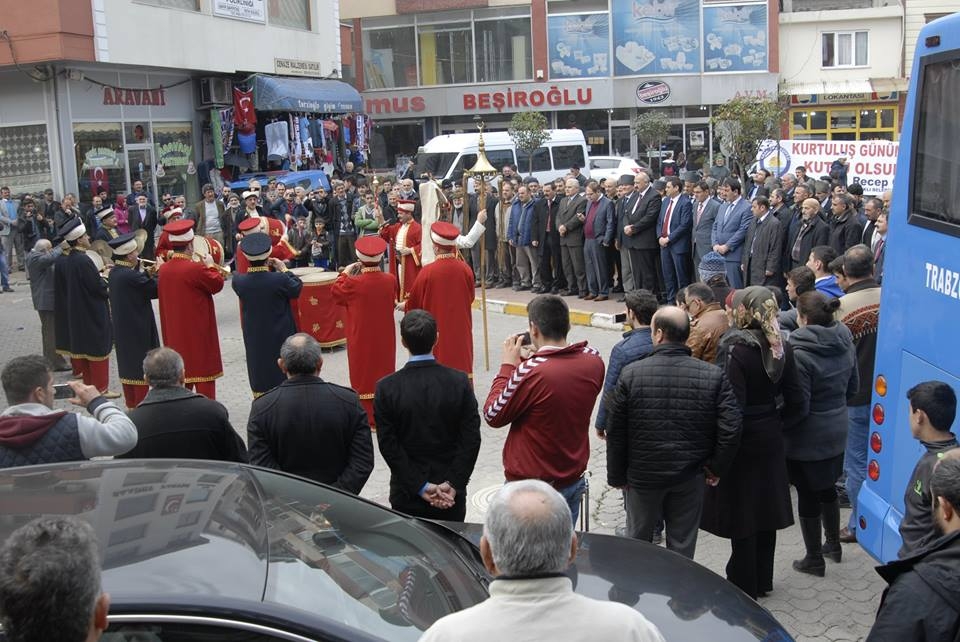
[660,199,674,237]
[696,201,705,226]
[874,238,885,262]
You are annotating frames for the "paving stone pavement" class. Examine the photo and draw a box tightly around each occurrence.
[0,272,884,641]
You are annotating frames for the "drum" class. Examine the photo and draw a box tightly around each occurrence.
[292,269,346,348]
[192,236,225,265]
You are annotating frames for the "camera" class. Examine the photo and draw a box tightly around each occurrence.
[53,383,73,400]
[516,331,531,346]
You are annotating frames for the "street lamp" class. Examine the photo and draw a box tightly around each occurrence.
[463,118,498,371]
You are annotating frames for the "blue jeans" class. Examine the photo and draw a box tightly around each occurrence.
[0,241,8,289]
[557,477,587,526]
[844,404,870,531]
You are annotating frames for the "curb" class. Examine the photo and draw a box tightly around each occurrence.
[472,298,625,331]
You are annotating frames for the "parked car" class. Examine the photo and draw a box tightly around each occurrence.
[230,169,331,194]
[0,460,793,641]
[588,156,649,185]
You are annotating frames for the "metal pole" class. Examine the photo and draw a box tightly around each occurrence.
[478,177,490,371]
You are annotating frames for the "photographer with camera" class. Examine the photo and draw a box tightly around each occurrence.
[483,294,605,525]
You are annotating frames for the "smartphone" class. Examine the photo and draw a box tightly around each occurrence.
[614,313,628,324]
[517,331,532,346]
[53,383,73,400]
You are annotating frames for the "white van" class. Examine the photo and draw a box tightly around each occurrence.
[413,129,591,184]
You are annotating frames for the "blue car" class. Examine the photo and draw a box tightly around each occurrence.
[230,170,331,194]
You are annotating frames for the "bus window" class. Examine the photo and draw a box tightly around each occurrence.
[911,55,960,232]
[516,147,552,174]
[552,145,586,171]
[484,149,517,173]
[414,153,459,180]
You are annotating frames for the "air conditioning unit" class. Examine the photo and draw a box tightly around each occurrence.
[198,77,232,106]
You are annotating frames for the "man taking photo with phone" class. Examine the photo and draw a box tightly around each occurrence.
[0,355,137,468]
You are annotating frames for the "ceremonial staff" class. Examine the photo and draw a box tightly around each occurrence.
[463,119,498,371]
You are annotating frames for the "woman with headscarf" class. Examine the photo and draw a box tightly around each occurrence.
[784,291,857,576]
[701,286,803,599]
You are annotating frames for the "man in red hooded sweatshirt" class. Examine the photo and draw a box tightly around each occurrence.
[0,355,136,468]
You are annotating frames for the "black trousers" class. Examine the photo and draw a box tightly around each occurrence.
[630,248,661,297]
[726,530,777,600]
[540,235,566,290]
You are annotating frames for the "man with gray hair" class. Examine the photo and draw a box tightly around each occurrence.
[420,480,665,642]
[247,333,373,493]
[122,347,247,461]
[25,237,71,370]
[0,516,110,642]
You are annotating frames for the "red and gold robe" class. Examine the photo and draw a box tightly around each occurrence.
[331,268,399,427]
[380,220,422,300]
[235,215,296,274]
[404,253,475,376]
[157,252,225,383]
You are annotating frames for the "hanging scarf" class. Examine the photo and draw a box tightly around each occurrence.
[716,286,785,382]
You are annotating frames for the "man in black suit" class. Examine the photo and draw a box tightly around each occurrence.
[247,333,374,494]
[127,194,158,259]
[623,173,662,299]
[615,174,638,299]
[691,180,719,273]
[374,310,481,521]
[784,197,831,272]
[556,178,588,297]
[657,177,694,304]
[538,182,566,294]
[741,195,783,287]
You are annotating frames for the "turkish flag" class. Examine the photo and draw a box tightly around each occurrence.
[233,88,256,130]
[90,167,110,196]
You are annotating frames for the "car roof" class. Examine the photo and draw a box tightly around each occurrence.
[421,130,586,152]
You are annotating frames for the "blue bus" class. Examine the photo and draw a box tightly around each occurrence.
[858,12,960,563]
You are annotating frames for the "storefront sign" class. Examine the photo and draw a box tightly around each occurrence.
[274,58,322,78]
[791,92,899,105]
[213,0,265,23]
[463,86,593,111]
[636,80,671,105]
[102,87,166,107]
[81,147,122,170]
[365,96,426,114]
[156,141,192,168]
[756,139,899,194]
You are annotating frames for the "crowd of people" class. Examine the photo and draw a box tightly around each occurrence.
[0,156,952,641]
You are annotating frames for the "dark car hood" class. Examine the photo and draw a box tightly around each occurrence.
[441,522,793,642]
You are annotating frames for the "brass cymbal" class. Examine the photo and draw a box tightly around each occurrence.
[133,228,148,253]
[90,239,114,264]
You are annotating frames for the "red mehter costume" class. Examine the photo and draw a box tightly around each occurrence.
[404,222,475,376]
[157,220,225,399]
[235,214,295,274]
[331,236,399,427]
[379,199,422,300]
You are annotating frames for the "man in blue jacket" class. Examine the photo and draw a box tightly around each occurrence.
[657,177,693,304]
[711,178,752,288]
[582,181,616,301]
[508,185,542,292]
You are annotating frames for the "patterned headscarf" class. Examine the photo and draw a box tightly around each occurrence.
[726,286,785,382]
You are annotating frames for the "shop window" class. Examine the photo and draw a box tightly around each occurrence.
[154,122,198,204]
[125,122,151,144]
[517,147,553,173]
[74,122,125,205]
[269,0,310,30]
[0,124,52,194]
[475,18,532,82]
[364,27,418,88]
[136,0,198,9]
[789,105,898,141]
[822,31,868,68]
[552,145,586,170]
[419,23,474,85]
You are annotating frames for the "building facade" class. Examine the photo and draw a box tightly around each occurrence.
[0,0,347,202]
[344,0,781,174]
[778,0,906,143]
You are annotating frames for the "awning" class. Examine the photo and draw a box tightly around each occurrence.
[251,74,363,114]
[780,77,909,96]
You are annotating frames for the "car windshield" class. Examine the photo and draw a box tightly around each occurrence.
[254,470,489,640]
[414,152,459,179]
